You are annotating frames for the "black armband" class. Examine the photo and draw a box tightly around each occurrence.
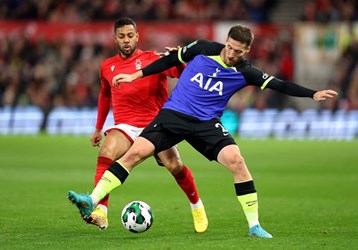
[266,80,316,98]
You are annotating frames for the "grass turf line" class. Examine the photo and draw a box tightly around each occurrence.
[0,135,357,249]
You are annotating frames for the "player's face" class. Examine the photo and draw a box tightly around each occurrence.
[221,37,250,66]
[114,25,139,58]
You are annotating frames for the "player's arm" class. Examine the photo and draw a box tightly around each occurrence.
[143,40,223,78]
[243,65,338,101]
[163,63,186,78]
[91,71,111,147]
[112,40,222,85]
[111,48,184,85]
[112,49,185,85]
[96,78,111,130]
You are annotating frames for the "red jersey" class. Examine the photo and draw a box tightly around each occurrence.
[96,49,183,129]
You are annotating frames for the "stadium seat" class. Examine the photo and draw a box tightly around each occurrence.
[46,107,97,135]
[260,109,278,138]
[272,108,299,140]
[0,106,12,134]
[348,110,358,140]
[11,106,44,134]
[309,109,332,140]
[238,109,261,139]
[292,109,318,140]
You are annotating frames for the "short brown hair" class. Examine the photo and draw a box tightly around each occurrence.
[227,24,254,48]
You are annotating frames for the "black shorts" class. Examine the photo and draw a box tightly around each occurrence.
[140,109,236,161]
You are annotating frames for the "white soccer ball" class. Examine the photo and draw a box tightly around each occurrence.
[121,201,154,233]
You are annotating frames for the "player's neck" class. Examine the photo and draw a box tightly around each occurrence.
[119,49,137,59]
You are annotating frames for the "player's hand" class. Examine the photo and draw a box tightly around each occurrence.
[112,73,131,87]
[90,129,102,147]
[112,70,143,87]
[159,46,181,56]
[313,89,338,101]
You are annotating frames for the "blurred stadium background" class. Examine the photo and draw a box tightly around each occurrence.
[0,0,358,140]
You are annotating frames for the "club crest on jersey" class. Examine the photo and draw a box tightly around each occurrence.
[135,59,142,70]
[209,68,221,77]
[111,65,115,72]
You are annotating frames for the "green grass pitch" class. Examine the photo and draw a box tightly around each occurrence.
[0,135,357,249]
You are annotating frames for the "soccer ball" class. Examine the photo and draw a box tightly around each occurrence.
[121,201,154,233]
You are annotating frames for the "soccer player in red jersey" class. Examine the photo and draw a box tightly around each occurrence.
[83,17,207,233]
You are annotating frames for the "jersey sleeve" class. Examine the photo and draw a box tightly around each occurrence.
[163,63,186,78]
[95,67,111,130]
[142,39,224,77]
[242,65,316,98]
[178,39,223,63]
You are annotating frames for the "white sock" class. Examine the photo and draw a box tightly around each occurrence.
[96,204,108,215]
[89,194,99,206]
[190,199,203,209]
[249,221,260,229]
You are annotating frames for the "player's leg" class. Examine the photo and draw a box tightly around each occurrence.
[188,118,271,238]
[157,147,208,233]
[88,129,132,229]
[94,130,132,206]
[68,136,156,218]
[91,136,155,203]
[217,144,272,238]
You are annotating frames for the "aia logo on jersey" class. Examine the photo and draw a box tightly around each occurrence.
[135,59,142,70]
[190,72,223,96]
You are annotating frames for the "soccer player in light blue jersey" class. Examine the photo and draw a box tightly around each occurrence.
[68,24,338,238]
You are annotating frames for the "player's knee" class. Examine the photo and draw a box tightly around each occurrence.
[98,144,115,159]
[129,146,152,161]
[227,153,245,168]
[230,155,252,181]
[164,158,182,174]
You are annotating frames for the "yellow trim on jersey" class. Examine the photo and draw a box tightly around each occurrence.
[260,76,274,90]
[178,47,185,64]
[208,55,237,71]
